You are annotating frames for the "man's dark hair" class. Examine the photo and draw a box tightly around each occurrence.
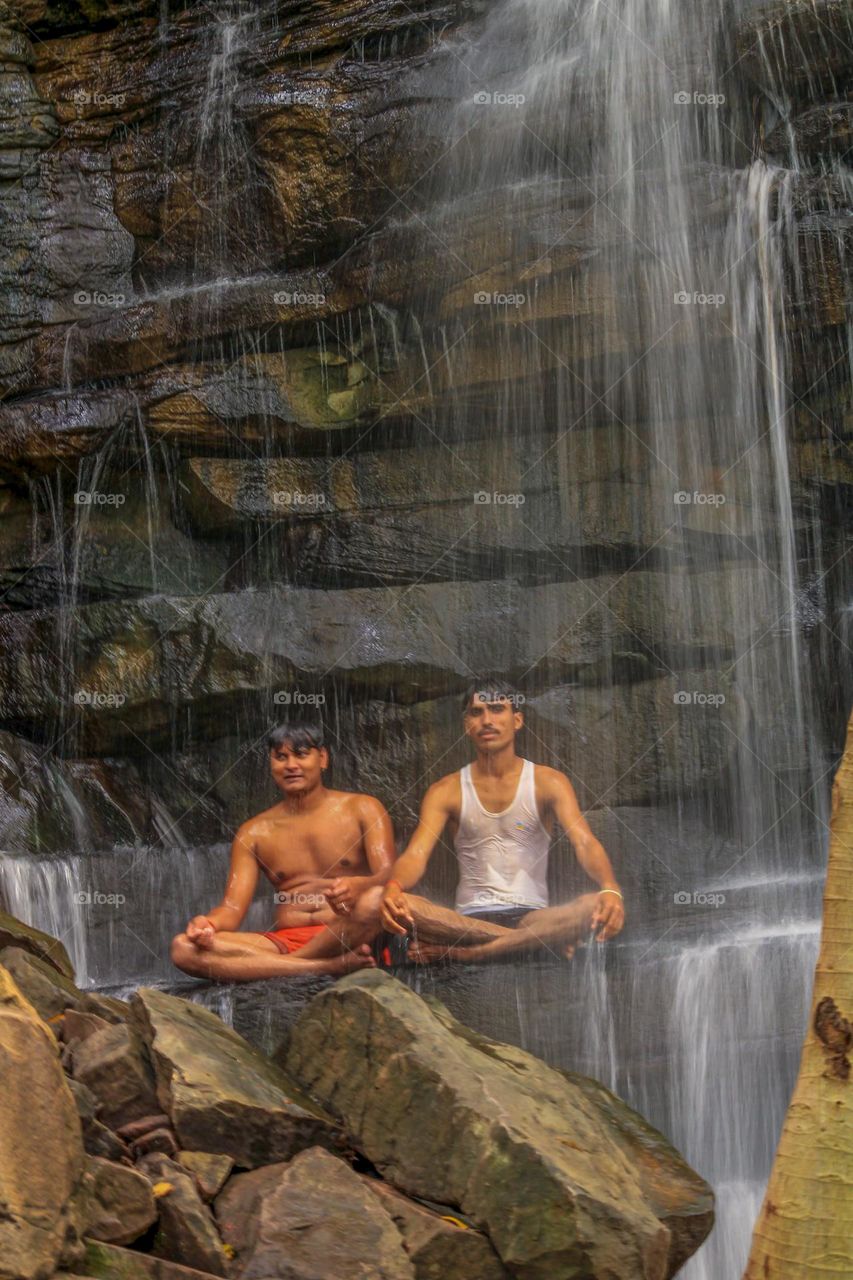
[461,678,525,714]
[267,719,327,753]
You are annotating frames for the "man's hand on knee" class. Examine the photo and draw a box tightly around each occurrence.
[380,880,414,935]
[186,915,216,948]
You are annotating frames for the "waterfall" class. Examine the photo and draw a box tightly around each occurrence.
[0,3,847,1276]
[395,1,844,1274]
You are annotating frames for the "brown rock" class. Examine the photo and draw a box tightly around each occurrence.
[86,1155,157,1246]
[137,1154,230,1278]
[0,965,86,1279]
[213,1163,290,1258]
[66,1078,133,1163]
[363,1178,511,1280]
[82,993,131,1024]
[63,1008,113,1045]
[130,1128,180,1160]
[71,1022,159,1131]
[216,1147,413,1280]
[81,1240,229,1280]
[116,1114,173,1142]
[132,987,339,1168]
[0,908,74,977]
[0,945,84,1021]
[177,1153,234,1204]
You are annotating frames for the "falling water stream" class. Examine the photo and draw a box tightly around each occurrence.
[0,3,849,1277]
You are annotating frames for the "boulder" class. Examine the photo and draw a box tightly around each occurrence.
[137,1155,229,1277]
[132,987,341,1168]
[85,1155,157,1246]
[363,1177,511,1280]
[177,1153,234,1204]
[215,1147,414,1280]
[70,1022,160,1130]
[0,945,84,1020]
[0,965,86,1280]
[82,1240,229,1280]
[67,1079,132,1163]
[0,907,74,977]
[282,971,714,1280]
[214,1163,289,1257]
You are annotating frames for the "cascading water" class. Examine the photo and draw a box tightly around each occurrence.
[388,1,845,1275]
[0,3,849,1277]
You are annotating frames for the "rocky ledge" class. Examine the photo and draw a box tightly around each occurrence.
[0,909,714,1280]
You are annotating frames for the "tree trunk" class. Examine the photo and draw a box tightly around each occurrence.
[743,709,853,1278]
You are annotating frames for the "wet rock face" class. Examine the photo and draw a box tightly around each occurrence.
[0,0,847,854]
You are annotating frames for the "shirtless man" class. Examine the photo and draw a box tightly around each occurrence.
[376,680,625,963]
[170,720,393,982]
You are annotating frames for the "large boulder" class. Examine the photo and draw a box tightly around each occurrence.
[282,971,714,1280]
[85,1155,157,1247]
[0,908,74,977]
[0,965,86,1280]
[215,1146,414,1280]
[132,987,340,1168]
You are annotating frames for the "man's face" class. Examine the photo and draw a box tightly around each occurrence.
[270,740,327,796]
[463,692,522,751]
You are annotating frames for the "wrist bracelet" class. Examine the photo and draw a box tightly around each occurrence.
[597,888,623,899]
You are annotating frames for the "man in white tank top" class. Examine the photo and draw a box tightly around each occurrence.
[376,680,625,964]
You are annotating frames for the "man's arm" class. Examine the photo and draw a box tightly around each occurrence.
[186,824,259,945]
[540,768,625,941]
[325,796,396,915]
[379,780,452,934]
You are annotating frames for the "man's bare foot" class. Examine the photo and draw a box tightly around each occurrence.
[328,944,377,975]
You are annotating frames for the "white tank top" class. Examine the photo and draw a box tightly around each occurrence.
[454,759,551,914]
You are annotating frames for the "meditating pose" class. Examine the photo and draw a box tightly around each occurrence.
[170,721,392,982]
[377,680,625,964]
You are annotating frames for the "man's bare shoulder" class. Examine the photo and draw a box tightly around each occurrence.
[332,790,390,819]
[424,771,462,808]
[237,805,281,838]
[533,764,577,794]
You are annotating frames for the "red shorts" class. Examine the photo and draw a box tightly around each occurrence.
[262,923,329,955]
